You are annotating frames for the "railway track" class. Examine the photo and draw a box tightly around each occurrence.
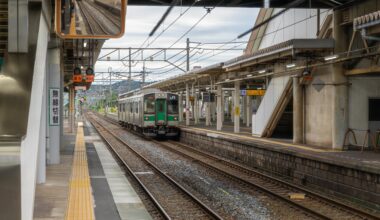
[77,0,119,35]
[155,140,380,220]
[87,113,223,220]
[98,113,380,220]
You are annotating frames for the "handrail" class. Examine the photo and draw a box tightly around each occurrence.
[343,128,377,151]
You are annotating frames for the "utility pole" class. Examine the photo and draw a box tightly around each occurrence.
[186,38,190,71]
[142,61,146,88]
[128,47,132,91]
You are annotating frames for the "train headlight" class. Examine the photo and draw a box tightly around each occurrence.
[145,116,149,121]
[174,117,178,121]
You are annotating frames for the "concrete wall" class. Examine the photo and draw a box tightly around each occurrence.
[180,128,380,210]
[348,76,380,145]
[259,8,329,49]
[304,66,334,147]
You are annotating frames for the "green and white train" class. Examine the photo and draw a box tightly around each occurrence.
[118,89,180,137]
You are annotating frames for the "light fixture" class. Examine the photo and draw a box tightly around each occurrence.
[225,79,230,81]
[286,63,296,68]
[247,74,253,77]
[258,69,266,74]
[83,41,87,47]
[324,54,338,61]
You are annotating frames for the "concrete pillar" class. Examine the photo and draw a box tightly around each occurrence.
[69,86,75,133]
[37,68,47,184]
[246,96,252,127]
[186,84,190,126]
[234,81,240,133]
[211,101,216,122]
[47,48,61,164]
[178,93,183,122]
[221,91,225,122]
[217,85,223,131]
[194,92,199,125]
[191,84,195,122]
[293,77,304,144]
[332,10,348,149]
[231,92,235,122]
[205,102,211,126]
[242,94,247,124]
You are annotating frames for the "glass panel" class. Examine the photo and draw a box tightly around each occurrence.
[144,95,155,114]
[168,100,179,114]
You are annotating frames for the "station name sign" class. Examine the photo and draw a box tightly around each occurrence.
[49,88,60,126]
[241,89,266,96]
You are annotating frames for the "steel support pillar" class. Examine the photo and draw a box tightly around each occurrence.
[234,81,240,133]
[217,85,223,131]
[69,87,75,133]
[186,84,190,126]
[178,93,183,122]
[246,96,252,127]
[332,10,348,149]
[242,95,247,124]
[231,91,235,123]
[293,77,304,144]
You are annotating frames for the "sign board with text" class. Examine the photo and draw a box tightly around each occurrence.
[49,88,60,126]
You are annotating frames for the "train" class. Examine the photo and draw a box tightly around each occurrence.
[118,89,180,138]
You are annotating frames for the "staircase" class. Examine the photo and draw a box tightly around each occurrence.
[0,0,7,70]
[252,75,292,137]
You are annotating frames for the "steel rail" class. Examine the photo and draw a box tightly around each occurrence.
[156,140,380,220]
[88,113,224,220]
[88,117,171,220]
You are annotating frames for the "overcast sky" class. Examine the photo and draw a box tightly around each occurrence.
[95,6,259,84]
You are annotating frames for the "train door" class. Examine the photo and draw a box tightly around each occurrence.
[156,99,167,125]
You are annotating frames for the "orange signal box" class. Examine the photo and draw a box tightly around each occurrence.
[72,75,83,83]
[86,74,94,83]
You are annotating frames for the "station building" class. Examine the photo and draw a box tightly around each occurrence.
[0,0,379,219]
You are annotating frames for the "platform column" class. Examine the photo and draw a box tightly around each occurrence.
[332,10,348,149]
[47,48,61,164]
[242,94,247,124]
[205,102,211,126]
[234,81,240,133]
[178,92,183,123]
[186,84,190,126]
[217,85,223,130]
[69,86,75,133]
[231,91,235,123]
[293,77,304,144]
[246,95,252,127]
[194,91,199,125]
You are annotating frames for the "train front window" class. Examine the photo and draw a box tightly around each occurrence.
[168,100,179,114]
[144,95,155,114]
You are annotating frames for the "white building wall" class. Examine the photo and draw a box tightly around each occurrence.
[348,77,380,145]
[259,8,329,49]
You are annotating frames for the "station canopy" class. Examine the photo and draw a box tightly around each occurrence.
[128,0,354,8]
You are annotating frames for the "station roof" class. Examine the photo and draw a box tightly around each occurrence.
[144,63,224,90]
[128,0,353,8]
[224,39,335,72]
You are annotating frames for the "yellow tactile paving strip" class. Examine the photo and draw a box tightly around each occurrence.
[65,122,95,220]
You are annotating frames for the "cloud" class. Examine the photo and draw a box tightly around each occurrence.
[95,6,258,84]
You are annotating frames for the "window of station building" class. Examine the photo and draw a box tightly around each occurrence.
[168,99,179,114]
[144,95,155,114]
[369,98,380,121]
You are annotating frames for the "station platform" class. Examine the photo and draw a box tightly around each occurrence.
[175,121,380,210]
[33,118,151,220]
